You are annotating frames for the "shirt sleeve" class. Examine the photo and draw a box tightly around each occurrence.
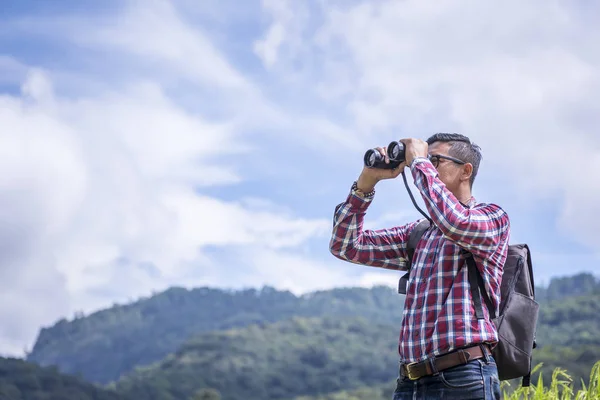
[410,157,510,259]
[329,184,418,271]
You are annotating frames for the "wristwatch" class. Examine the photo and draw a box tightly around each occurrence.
[351,181,375,199]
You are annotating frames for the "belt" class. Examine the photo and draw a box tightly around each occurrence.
[400,344,491,381]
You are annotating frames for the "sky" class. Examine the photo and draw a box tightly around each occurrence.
[0,0,599,356]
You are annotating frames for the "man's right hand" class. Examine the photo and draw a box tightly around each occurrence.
[356,146,407,192]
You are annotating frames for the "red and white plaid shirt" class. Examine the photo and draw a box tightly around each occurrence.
[329,157,510,363]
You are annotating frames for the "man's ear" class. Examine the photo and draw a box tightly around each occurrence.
[462,163,473,183]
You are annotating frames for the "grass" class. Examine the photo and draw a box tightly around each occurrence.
[502,361,600,399]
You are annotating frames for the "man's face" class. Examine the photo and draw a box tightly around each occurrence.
[427,141,467,193]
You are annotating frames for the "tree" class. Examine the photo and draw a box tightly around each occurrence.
[190,388,221,400]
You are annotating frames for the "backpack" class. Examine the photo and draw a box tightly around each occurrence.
[399,220,539,387]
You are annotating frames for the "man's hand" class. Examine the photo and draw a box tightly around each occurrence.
[400,138,429,166]
[356,146,407,192]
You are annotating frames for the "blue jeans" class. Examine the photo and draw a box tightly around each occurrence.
[393,355,501,399]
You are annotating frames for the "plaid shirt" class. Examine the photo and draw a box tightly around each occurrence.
[329,157,510,363]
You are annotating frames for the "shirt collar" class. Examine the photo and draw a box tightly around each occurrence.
[461,196,477,208]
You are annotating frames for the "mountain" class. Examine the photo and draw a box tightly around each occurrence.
[112,316,400,400]
[0,357,134,400]
[27,285,404,384]
[535,272,600,303]
[537,290,600,347]
[22,272,600,399]
[291,383,392,400]
[107,294,600,400]
[530,290,600,383]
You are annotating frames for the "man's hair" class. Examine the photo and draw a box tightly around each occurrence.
[426,133,482,187]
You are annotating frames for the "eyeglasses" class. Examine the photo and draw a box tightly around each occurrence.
[428,154,466,168]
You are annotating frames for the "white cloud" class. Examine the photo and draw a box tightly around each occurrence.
[253,0,299,68]
[239,246,382,295]
[85,0,250,91]
[3,0,600,359]
[0,1,368,357]
[0,65,329,355]
[256,0,600,253]
[357,271,400,290]
[59,0,359,155]
[232,247,407,297]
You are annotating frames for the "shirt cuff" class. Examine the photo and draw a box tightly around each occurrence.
[409,156,431,171]
[348,181,374,209]
[410,156,438,186]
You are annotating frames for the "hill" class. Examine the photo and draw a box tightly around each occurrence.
[0,357,133,400]
[535,272,600,303]
[23,272,600,396]
[27,285,403,384]
[531,290,600,383]
[291,383,393,400]
[108,290,600,400]
[112,316,399,400]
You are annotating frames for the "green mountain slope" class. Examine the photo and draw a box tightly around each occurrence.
[108,287,600,400]
[27,285,404,384]
[537,292,600,347]
[24,271,600,397]
[0,357,134,400]
[530,291,600,385]
[112,317,400,400]
[290,381,393,400]
[535,272,600,303]
[108,283,600,400]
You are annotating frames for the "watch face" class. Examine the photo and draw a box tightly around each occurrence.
[354,188,371,199]
[352,182,372,198]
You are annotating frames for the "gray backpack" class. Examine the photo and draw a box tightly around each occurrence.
[399,220,540,387]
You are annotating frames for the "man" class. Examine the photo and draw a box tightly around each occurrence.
[329,133,510,399]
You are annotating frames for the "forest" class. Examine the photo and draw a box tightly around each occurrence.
[0,272,597,399]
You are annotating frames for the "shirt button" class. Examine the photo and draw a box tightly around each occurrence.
[414,331,419,337]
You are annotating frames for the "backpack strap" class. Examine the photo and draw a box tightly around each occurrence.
[518,245,535,387]
[408,219,430,265]
[464,252,495,320]
[398,219,430,294]
[524,244,535,297]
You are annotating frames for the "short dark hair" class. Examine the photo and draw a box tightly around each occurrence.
[426,133,482,187]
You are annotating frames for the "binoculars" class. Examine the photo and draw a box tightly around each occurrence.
[363,141,406,169]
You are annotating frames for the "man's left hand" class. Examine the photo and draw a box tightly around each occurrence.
[400,138,429,166]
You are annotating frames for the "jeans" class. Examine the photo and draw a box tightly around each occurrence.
[393,355,501,400]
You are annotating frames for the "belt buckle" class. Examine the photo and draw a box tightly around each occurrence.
[405,362,419,380]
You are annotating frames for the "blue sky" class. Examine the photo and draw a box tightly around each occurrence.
[0,0,599,356]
